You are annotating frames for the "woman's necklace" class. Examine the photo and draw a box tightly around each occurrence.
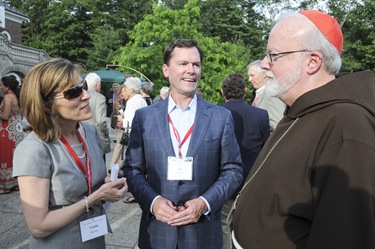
[71,143,85,159]
[77,149,85,159]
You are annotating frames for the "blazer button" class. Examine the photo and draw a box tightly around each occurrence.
[178,181,184,186]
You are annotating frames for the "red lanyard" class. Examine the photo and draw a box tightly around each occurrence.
[168,114,194,158]
[60,131,92,195]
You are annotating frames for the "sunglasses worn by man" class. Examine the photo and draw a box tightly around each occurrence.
[44,80,88,100]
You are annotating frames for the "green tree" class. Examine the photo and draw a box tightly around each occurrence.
[13,0,91,63]
[9,0,52,50]
[328,0,375,73]
[161,0,188,9]
[79,0,156,48]
[162,0,268,60]
[113,0,252,104]
[11,0,156,69]
[45,0,90,62]
[199,0,264,44]
[84,25,122,71]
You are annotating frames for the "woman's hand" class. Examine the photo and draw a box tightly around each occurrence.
[91,178,128,204]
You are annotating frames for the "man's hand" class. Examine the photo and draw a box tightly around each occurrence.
[153,197,179,223]
[168,198,207,226]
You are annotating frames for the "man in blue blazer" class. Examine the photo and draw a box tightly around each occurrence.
[221,72,270,249]
[123,39,243,249]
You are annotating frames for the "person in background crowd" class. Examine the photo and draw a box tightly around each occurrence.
[109,83,124,169]
[141,81,154,106]
[106,83,119,118]
[117,77,147,204]
[220,72,270,249]
[153,86,169,103]
[118,77,147,146]
[84,73,111,163]
[110,75,134,169]
[106,82,119,148]
[12,58,127,249]
[248,60,286,132]
[232,10,375,249]
[123,38,243,249]
[0,76,23,194]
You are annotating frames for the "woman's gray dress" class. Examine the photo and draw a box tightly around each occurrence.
[13,122,108,249]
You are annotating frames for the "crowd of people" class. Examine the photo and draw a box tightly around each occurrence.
[1,8,374,249]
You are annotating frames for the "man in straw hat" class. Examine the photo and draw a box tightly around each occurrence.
[232,10,375,249]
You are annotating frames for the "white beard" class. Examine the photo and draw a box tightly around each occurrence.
[264,65,302,98]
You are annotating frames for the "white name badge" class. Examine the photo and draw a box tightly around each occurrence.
[167,156,193,181]
[80,214,108,242]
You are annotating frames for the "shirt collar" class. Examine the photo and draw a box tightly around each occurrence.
[168,94,197,114]
[256,85,265,94]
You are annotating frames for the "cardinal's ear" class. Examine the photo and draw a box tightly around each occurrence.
[306,51,323,75]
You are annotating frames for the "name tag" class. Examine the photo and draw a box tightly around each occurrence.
[80,214,108,242]
[167,156,193,180]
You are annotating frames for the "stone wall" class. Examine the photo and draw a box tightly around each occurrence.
[0,34,50,82]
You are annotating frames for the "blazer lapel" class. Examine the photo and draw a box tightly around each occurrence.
[152,98,175,157]
[187,98,211,157]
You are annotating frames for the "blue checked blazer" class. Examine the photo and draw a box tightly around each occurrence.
[123,96,243,249]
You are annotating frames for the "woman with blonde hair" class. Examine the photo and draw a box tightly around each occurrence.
[12,58,127,249]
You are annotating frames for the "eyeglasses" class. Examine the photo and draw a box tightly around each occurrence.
[55,80,88,100]
[61,80,88,99]
[265,50,311,63]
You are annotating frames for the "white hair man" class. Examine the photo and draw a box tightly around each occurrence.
[153,86,170,103]
[232,10,375,249]
[248,60,286,132]
[119,77,148,129]
[84,73,111,161]
[110,77,148,172]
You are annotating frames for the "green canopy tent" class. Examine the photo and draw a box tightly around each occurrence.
[81,68,127,83]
